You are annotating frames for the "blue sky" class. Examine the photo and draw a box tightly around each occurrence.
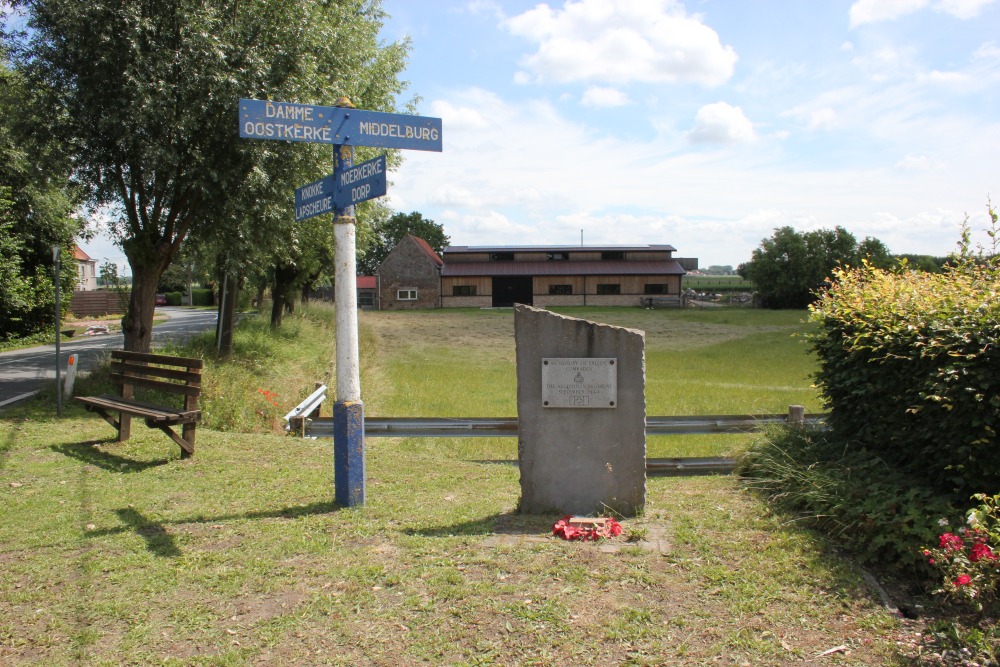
[8,0,999,270]
[382,0,1000,268]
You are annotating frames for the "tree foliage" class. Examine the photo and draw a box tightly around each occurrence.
[357,210,449,275]
[0,56,81,341]
[739,226,893,308]
[14,0,410,350]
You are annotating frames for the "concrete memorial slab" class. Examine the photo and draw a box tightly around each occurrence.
[515,305,646,516]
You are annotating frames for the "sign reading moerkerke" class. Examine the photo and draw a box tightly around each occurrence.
[239,99,442,152]
[294,155,387,222]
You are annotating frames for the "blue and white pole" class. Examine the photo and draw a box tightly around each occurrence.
[332,97,365,507]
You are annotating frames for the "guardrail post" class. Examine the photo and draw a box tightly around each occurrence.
[787,405,805,425]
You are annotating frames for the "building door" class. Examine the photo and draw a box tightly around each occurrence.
[492,276,533,307]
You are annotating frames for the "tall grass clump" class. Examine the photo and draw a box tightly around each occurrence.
[190,303,338,433]
[742,203,1000,571]
[738,426,955,573]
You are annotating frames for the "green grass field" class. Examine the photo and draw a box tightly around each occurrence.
[364,307,819,458]
[0,305,922,666]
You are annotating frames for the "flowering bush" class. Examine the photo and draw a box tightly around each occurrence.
[922,494,1000,608]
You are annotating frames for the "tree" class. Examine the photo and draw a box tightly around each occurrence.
[15,0,410,351]
[0,55,81,341]
[357,211,449,274]
[740,226,893,308]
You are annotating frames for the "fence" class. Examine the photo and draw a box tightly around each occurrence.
[70,290,129,318]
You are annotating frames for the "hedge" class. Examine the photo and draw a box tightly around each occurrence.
[808,238,1000,496]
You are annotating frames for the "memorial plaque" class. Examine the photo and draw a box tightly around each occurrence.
[541,358,617,408]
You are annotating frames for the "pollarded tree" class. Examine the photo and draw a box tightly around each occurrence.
[14,0,410,352]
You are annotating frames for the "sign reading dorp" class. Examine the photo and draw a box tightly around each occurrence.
[541,358,618,408]
[333,155,387,210]
[239,98,442,152]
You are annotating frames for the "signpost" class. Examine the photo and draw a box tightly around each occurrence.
[239,97,441,508]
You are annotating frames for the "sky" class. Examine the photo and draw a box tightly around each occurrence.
[12,0,1000,270]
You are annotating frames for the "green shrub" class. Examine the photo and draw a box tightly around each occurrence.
[166,291,182,306]
[807,209,1000,495]
[191,288,214,306]
[738,426,958,574]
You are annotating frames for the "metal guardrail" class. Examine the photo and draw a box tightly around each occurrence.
[305,413,826,439]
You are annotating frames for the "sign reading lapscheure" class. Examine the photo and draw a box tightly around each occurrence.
[294,175,336,222]
[542,358,617,408]
[239,98,443,151]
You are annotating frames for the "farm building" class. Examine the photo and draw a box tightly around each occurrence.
[371,238,696,309]
[376,234,444,310]
[439,244,693,308]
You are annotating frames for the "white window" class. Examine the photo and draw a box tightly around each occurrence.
[397,289,417,301]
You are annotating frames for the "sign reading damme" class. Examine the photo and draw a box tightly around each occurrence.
[541,358,617,408]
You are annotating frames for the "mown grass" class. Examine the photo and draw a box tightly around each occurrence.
[365,307,819,458]
[0,305,925,666]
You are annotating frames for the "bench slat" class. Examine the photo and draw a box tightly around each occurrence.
[110,361,201,384]
[75,395,200,423]
[112,350,203,369]
[109,373,202,396]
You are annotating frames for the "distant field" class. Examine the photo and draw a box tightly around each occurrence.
[361,307,819,458]
[682,274,752,291]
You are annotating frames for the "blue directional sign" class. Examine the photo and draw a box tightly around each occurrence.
[333,155,387,210]
[294,175,336,222]
[239,98,442,152]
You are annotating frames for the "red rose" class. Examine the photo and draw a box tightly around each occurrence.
[970,542,997,563]
[939,533,964,551]
[954,574,972,586]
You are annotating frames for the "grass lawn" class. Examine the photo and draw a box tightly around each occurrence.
[0,306,923,666]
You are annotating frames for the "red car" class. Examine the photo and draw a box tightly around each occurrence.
[155,294,167,306]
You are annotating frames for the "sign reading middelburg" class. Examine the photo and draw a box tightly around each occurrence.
[239,99,442,152]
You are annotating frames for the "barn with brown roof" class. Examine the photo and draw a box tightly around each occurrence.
[440,244,691,308]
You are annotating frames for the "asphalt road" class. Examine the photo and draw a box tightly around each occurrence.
[0,307,218,409]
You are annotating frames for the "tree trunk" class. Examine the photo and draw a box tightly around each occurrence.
[217,274,239,356]
[121,261,165,352]
[300,283,310,305]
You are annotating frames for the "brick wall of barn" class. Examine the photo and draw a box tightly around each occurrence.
[377,237,442,310]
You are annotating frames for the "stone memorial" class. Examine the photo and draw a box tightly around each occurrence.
[515,305,646,516]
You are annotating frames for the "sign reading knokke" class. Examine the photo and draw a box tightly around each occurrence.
[294,155,387,221]
[239,98,442,152]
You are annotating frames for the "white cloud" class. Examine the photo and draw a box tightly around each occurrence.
[687,102,755,144]
[973,41,1000,60]
[850,0,928,27]
[504,0,737,87]
[580,86,631,107]
[895,154,944,170]
[850,0,995,25]
[935,0,997,19]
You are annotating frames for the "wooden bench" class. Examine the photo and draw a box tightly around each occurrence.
[76,350,203,457]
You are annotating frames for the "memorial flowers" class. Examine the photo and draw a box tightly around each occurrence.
[552,515,623,541]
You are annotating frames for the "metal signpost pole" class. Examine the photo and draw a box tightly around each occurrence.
[53,246,62,417]
[331,98,365,508]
